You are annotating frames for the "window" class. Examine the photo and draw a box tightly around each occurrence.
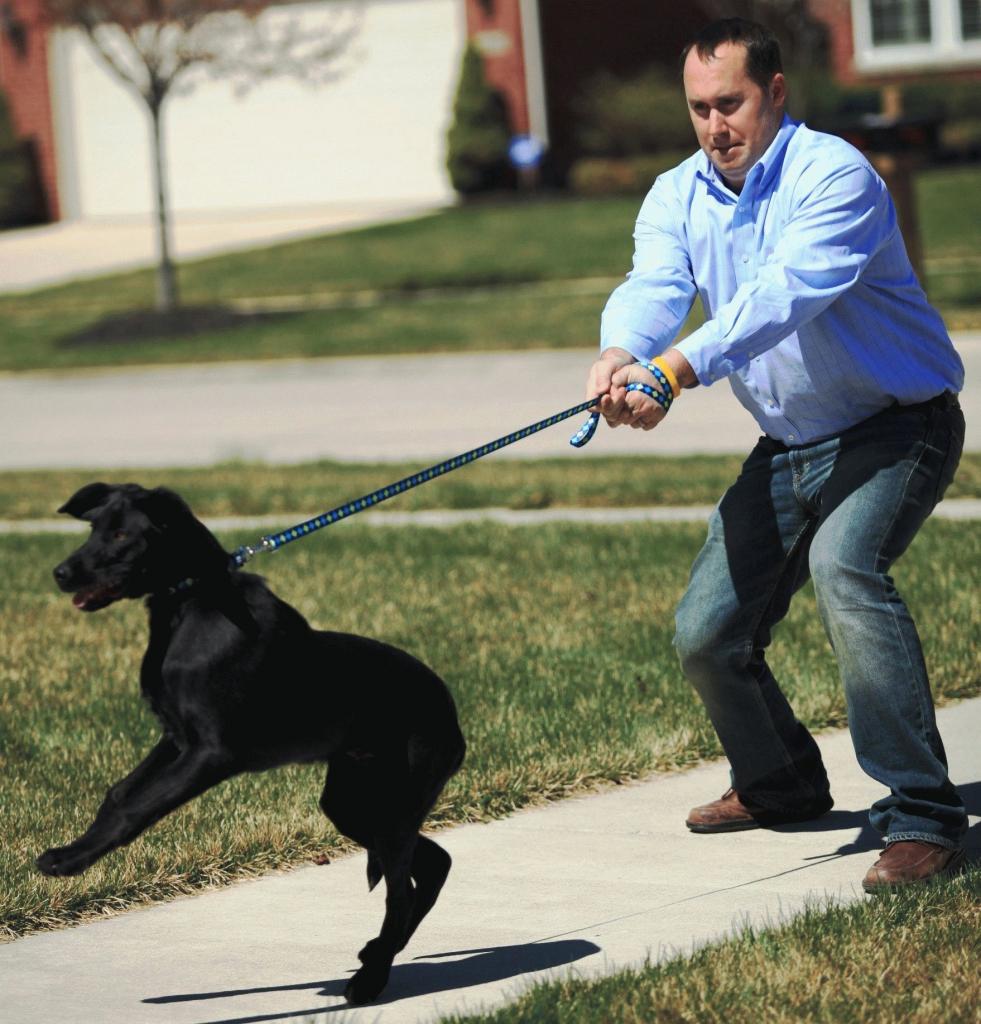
[852,0,981,70]
[870,0,932,44]
[961,0,981,38]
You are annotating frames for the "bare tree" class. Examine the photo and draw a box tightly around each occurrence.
[42,0,361,312]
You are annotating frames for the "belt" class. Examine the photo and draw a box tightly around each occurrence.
[904,390,960,413]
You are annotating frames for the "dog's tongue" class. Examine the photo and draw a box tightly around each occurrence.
[72,586,113,610]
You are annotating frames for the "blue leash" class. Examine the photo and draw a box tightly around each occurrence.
[231,397,605,568]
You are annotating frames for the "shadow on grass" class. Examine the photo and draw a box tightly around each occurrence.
[143,938,601,1019]
[57,306,299,348]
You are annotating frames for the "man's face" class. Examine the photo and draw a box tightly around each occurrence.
[683,41,786,192]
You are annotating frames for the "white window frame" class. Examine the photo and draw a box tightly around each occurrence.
[851,0,981,72]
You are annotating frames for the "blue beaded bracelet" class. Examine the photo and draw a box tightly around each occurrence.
[630,361,674,412]
[625,381,671,412]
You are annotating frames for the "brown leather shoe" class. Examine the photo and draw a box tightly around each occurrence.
[685,788,833,833]
[862,840,966,894]
[686,788,763,832]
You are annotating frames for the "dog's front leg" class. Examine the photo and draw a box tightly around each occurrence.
[36,747,231,877]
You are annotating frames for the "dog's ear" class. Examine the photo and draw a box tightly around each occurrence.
[58,482,115,521]
[137,487,229,571]
[137,487,195,532]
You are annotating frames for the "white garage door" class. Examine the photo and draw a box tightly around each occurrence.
[49,0,464,218]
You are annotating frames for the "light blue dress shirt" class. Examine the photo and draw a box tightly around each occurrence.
[600,115,965,444]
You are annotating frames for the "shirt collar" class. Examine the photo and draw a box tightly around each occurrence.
[697,114,798,201]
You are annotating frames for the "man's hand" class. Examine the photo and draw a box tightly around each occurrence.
[610,362,671,430]
[586,346,697,430]
[585,347,637,427]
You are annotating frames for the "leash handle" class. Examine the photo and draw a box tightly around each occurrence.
[568,380,671,450]
[231,396,602,568]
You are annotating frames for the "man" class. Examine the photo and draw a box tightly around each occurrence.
[586,18,966,892]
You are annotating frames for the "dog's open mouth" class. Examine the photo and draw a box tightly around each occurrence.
[71,584,124,612]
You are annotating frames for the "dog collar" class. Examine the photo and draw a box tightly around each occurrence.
[167,577,198,597]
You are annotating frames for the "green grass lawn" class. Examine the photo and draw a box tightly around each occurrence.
[2,452,979,522]
[441,869,980,1024]
[2,517,977,939]
[1,166,979,372]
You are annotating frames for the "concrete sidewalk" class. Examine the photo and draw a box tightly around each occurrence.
[2,337,980,469]
[2,698,978,1024]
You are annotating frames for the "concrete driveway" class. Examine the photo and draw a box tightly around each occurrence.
[0,203,444,294]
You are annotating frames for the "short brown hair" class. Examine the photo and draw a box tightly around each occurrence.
[682,18,783,89]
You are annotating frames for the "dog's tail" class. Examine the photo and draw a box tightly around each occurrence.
[367,850,383,891]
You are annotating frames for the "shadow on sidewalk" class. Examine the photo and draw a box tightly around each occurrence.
[140,785,979,1022]
[788,779,981,861]
[144,937,601,1020]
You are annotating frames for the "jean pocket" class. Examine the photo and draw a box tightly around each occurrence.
[929,407,965,508]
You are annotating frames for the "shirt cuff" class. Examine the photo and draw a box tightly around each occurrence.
[598,331,659,364]
[675,321,728,387]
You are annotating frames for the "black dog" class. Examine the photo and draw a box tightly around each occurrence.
[38,482,466,1005]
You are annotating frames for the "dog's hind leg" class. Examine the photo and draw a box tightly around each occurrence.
[320,758,421,1004]
[320,741,461,1005]
[355,835,450,962]
[401,835,452,948]
[37,748,233,877]
[394,734,461,951]
[345,832,419,1005]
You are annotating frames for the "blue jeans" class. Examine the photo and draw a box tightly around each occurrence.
[674,394,966,848]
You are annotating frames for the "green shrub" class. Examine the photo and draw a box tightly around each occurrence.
[785,71,880,126]
[901,79,981,121]
[794,75,981,157]
[939,118,981,157]
[569,150,692,195]
[572,65,693,158]
[445,43,511,195]
[902,79,981,158]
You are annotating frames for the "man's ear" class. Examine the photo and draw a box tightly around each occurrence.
[770,72,787,112]
[57,482,114,521]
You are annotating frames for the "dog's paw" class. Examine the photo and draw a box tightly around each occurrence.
[357,937,383,964]
[36,844,94,877]
[344,962,391,1005]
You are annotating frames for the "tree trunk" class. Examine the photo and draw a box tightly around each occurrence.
[149,99,178,313]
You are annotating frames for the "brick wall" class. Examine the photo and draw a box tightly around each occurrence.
[464,0,530,134]
[0,0,59,220]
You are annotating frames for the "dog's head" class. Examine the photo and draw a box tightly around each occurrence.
[53,483,228,611]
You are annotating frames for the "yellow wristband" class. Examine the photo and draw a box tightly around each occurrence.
[652,357,681,399]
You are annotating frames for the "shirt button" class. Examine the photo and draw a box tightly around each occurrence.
[788,434,796,442]
[741,255,749,263]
